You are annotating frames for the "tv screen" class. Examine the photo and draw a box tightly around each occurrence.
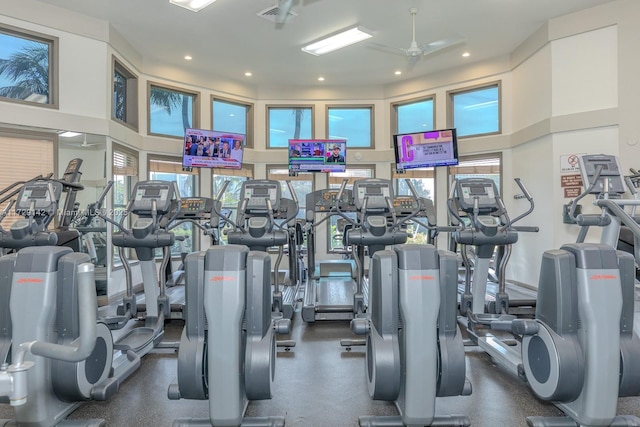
[288,139,347,173]
[182,128,244,170]
[393,128,458,172]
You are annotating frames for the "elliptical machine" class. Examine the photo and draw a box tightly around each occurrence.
[168,183,290,427]
[345,178,471,427]
[449,160,640,427]
[0,175,117,426]
[218,179,300,320]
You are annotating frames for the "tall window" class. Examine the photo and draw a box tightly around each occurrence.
[448,154,502,194]
[112,58,138,130]
[392,97,435,141]
[0,133,53,228]
[149,157,197,256]
[326,106,373,148]
[0,25,57,107]
[267,106,313,148]
[212,166,253,244]
[148,83,199,138]
[448,83,500,138]
[212,97,253,148]
[328,167,374,252]
[112,146,138,264]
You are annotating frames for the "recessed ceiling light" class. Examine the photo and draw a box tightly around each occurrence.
[462,52,470,57]
[184,55,192,60]
[394,71,402,75]
[244,72,252,77]
[318,77,325,81]
[169,0,217,12]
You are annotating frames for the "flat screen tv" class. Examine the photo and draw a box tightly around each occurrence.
[182,128,244,169]
[393,128,458,172]
[288,139,347,173]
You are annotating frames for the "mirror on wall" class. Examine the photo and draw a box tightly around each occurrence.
[58,133,108,298]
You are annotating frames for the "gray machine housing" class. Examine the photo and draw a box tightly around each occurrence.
[169,245,284,427]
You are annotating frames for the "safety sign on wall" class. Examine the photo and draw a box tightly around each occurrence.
[560,153,585,198]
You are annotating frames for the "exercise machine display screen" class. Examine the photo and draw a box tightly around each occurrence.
[132,181,174,214]
[455,178,499,213]
[578,154,625,194]
[241,180,281,211]
[353,179,392,211]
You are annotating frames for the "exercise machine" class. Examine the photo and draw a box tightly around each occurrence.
[302,186,363,322]
[100,180,179,356]
[347,179,472,426]
[448,177,538,317]
[450,160,640,426]
[0,175,119,426]
[168,244,288,426]
[218,179,300,319]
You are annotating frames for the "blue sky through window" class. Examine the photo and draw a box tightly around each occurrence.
[0,32,50,103]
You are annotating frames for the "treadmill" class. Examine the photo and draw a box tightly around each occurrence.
[302,187,361,322]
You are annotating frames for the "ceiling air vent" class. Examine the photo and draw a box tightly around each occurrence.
[257,5,298,23]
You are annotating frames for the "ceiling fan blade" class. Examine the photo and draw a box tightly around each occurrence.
[406,55,420,71]
[367,41,407,57]
[421,34,466,56]
[276,0,294,24]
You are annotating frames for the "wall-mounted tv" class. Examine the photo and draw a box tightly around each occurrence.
[288,139,347,173]
[393,128,458,172]
[182,128,244,169]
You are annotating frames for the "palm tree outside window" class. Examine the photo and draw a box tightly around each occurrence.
[148,83,199,138]
[0,27,56,106]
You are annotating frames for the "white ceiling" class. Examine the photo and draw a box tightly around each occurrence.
[36,0,614,88]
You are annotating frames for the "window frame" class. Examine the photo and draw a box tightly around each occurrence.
[326,104,375,149]
[211,95,254,149]
[390,95,436,148]
[447,152,503,196]
[111,143,139,267]
[266,105,315,149]
[112,56,138,131]
[147,81,200,139]
[0,23,58,108]
[446,81,501,139]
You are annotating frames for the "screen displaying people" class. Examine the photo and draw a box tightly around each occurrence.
[288,139,346,172]
[182,128,244,169]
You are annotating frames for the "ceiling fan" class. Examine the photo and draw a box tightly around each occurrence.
[372,8,465,65]
[60,134,102,148]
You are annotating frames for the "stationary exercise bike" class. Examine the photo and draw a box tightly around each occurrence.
[346,178,472,427]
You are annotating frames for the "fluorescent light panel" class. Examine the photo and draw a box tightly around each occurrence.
[169,0,216,12]
[302,26,372,56]
[59,131,81,138]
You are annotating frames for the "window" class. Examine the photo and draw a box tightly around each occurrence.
[393,168,435,245]
[392,97,435,145]
[326,105,373,148]
[112,58,138,130]
[212,166,253,244]
[0,132,53,228]
[112,146,138,265]
[448,154,502,192]
[212,97,254,148]
[267,106,313,148]
[448,83,500,138]
[328,167,374,252]
[0,25,57,107]
[148,83,199,138]
[149,157,197,257]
